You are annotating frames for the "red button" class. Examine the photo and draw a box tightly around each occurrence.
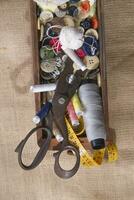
[80,0,90,12]
[91,16,99,29]
[75,48,86,58]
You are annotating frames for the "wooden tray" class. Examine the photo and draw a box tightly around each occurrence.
[30,0,109,150]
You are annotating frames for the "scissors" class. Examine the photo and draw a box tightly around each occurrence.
[15,59,86,179]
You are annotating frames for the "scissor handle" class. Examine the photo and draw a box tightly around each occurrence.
[53,144,80,179]
[15,126,52,170]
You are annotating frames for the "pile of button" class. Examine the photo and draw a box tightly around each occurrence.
[36,0,99,83]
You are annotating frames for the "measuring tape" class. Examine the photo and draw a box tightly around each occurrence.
[65,118,118,168]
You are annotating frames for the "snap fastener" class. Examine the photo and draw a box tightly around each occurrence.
[83,55,99,70]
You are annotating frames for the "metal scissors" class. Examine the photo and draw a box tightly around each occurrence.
[15,59,85,179]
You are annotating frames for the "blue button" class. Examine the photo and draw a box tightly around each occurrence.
[68,6,78,17]
[82,36,99,56]
[80,18,91,30]
[69,0,80,3]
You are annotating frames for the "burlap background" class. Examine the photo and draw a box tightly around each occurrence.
[0,0,134,200]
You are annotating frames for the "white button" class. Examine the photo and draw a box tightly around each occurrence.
[63,15,75,26]
[54,8,66,18]
[83,55,99,70]
[40,10,53,25]
[85,28,98,40]
[40,60,56,73]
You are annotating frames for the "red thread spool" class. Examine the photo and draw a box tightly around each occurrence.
[91,16,99,29]
[67,101,79,127]
[75,48,86,59]
[49,38,62,53]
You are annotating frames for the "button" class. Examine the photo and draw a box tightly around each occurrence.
[54,7,66,18]
[91,16,99,29]
[70,0,80,3]
[63,15,75,26]
[80,0,90,13]
[68,6,79,17]
[82,36,99,56]
[85,28,98,40]
[75,48,86,58]
[58,3,68,11]
[83,55,99,70]
[40,46,55,60]
[40,60,56,73]
[40,11,53,25]
[80,18,91,30]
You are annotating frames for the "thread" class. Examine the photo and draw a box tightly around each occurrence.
[67,101,80,127]
[79,83,106,149]
[30,83,56,93]
[53,122,64,142]
[71,93,83,117]
[59,26,84,50]
[32,102,52,124]
[62,48,87,71]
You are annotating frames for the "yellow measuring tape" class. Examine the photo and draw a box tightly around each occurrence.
[65,118,118,168]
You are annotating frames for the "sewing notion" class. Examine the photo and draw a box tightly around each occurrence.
[15,0,118,179]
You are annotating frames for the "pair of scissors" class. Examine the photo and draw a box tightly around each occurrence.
[15,59,85,179]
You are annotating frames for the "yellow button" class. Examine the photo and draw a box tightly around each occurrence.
[83,55,99,70]
[85,28,98,40]
[63,15,75,26]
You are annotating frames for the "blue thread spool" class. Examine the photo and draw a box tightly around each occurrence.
[82,36,99,56]
[33,102,52,124]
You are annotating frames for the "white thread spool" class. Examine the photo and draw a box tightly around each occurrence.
[59,26,87,71]
[30,83,56,93]
[79,83,106,149]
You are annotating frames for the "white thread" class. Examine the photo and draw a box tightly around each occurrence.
[30,83,56,93]
[62,48,87,71]
[78,83,106,142]
[59,26,84,50]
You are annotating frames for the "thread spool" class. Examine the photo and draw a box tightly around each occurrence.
[30,83,56,93]
[67,101,80,127]
[53,122,64,142]
[62,48,87,71]
[79,83,106,150]
[32,102,52,124]
[71,93,83,117]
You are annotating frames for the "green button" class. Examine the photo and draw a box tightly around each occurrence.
[40,46,55,60]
